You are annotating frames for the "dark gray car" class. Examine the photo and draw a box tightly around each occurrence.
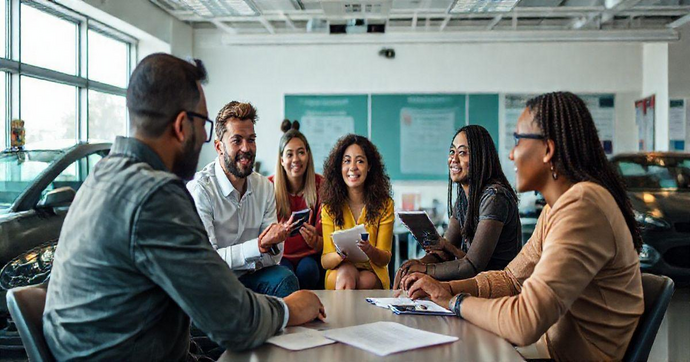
[611,152,690,280]
[0,141,110,355]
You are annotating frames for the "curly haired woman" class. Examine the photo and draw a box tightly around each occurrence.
[320,134,394,290]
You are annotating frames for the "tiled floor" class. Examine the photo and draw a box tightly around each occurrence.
[649,285,690,362]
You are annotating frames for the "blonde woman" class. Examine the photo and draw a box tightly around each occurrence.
[269,120,324,289]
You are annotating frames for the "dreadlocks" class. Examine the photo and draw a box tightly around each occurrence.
[526,91,642,253]
[446,125,517,242]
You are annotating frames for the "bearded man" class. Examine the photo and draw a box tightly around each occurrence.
[187,101,299,298]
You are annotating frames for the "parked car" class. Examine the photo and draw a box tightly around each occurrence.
[611,152,690,280]
[0,141,111,355]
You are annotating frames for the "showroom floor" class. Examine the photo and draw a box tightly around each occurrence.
[648,285,690,362]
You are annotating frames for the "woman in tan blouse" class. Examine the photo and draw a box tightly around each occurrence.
[402,92,644,361]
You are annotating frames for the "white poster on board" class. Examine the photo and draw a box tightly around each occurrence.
[400,108,455,174]
[581,95,615,153]
[301,112,355,170]
[669,100,686,151]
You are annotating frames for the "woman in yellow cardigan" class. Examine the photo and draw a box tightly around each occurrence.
[320,134,394,290]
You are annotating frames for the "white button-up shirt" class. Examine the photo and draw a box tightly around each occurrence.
[187,159,282,275]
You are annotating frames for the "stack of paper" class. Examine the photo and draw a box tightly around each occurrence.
[331,224,369,263]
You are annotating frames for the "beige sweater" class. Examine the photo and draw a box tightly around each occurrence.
[461,182,643,361]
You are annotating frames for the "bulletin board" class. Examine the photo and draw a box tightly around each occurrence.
[284,95,368,173]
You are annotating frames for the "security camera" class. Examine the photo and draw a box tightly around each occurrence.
[379,48,395,59]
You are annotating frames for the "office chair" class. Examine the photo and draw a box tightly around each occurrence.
[623,273,675,362]
[6,284,55,362]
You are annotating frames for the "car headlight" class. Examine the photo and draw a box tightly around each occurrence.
[633,210,670,230]
[639,244,661,265]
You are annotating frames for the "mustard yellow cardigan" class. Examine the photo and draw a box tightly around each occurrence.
[321,200,394,289]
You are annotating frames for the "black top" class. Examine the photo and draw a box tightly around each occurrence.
[427,183,521,280]
[455,183,522,271]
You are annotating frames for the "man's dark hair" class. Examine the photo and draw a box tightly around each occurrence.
[526,91,642,253]
[447,125,517,242]
[126,53,208,138]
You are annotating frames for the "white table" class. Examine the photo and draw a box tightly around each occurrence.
[218,290,525,361]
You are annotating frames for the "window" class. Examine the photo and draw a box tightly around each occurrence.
[40,151,107,200]
[0,1,6,58]
[0,72,5,146]
[0,2,134,149]
[21,4,78,75]
[21,77,77,145]
[88,30,129,88]
[88,90,127,142]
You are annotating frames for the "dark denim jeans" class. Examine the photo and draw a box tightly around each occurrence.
[238,265,299,298]
[279,254,324,290]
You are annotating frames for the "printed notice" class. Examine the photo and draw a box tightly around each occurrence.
[400,108,455,175]
[301,113,355,172]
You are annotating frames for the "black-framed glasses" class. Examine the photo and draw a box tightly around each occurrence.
[513,132,545,147]
[186,111,214,143]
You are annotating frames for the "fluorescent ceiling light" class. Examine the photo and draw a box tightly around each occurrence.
[451,0,518,13]
[169,0,257,17]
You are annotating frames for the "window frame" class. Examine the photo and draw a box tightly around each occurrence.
[0,0,136,149]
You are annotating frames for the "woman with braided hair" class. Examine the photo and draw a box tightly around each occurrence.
[402,92,643,361]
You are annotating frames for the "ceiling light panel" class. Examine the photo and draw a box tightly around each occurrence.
[160,0,257,17]
[451,0,519,13]
[391,0,454,10]
[252,0,301,12]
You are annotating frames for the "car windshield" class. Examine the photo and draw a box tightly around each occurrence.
[0,150,65,212]
[615,156,690,191]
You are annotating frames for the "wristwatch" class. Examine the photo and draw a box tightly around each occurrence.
[449,293,471,319]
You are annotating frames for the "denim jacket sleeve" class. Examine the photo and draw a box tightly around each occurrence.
[131,181,285,351]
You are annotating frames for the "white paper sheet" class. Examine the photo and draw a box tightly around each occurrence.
[266,327,336,351]
[331,224,369,263]
[322,321,458,356]
[365,297,415,309]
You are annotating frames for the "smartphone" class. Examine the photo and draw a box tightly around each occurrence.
[290,208,311,236]
[390,304,417,312]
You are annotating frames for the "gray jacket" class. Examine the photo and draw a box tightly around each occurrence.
[43,136,285,361]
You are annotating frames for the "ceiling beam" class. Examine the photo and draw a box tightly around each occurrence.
[668,13,690,28]
[487,15,503,30]
[174,6,690,23]
[572,0,647,29]
[217,29,679,46]
[258,16,275,34]
[211,19,237,35]
[440,15,452,32]
[282,12,297,30]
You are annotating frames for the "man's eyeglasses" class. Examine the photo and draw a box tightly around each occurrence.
[186,111,214,143]
[513,132,545,147]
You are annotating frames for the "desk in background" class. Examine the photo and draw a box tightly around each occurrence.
[219,290,524,362]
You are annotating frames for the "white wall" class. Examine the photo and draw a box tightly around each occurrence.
[194,31,648,207]
[669,23,690,99]
[60,0,194,59]
[643,43,670,151]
